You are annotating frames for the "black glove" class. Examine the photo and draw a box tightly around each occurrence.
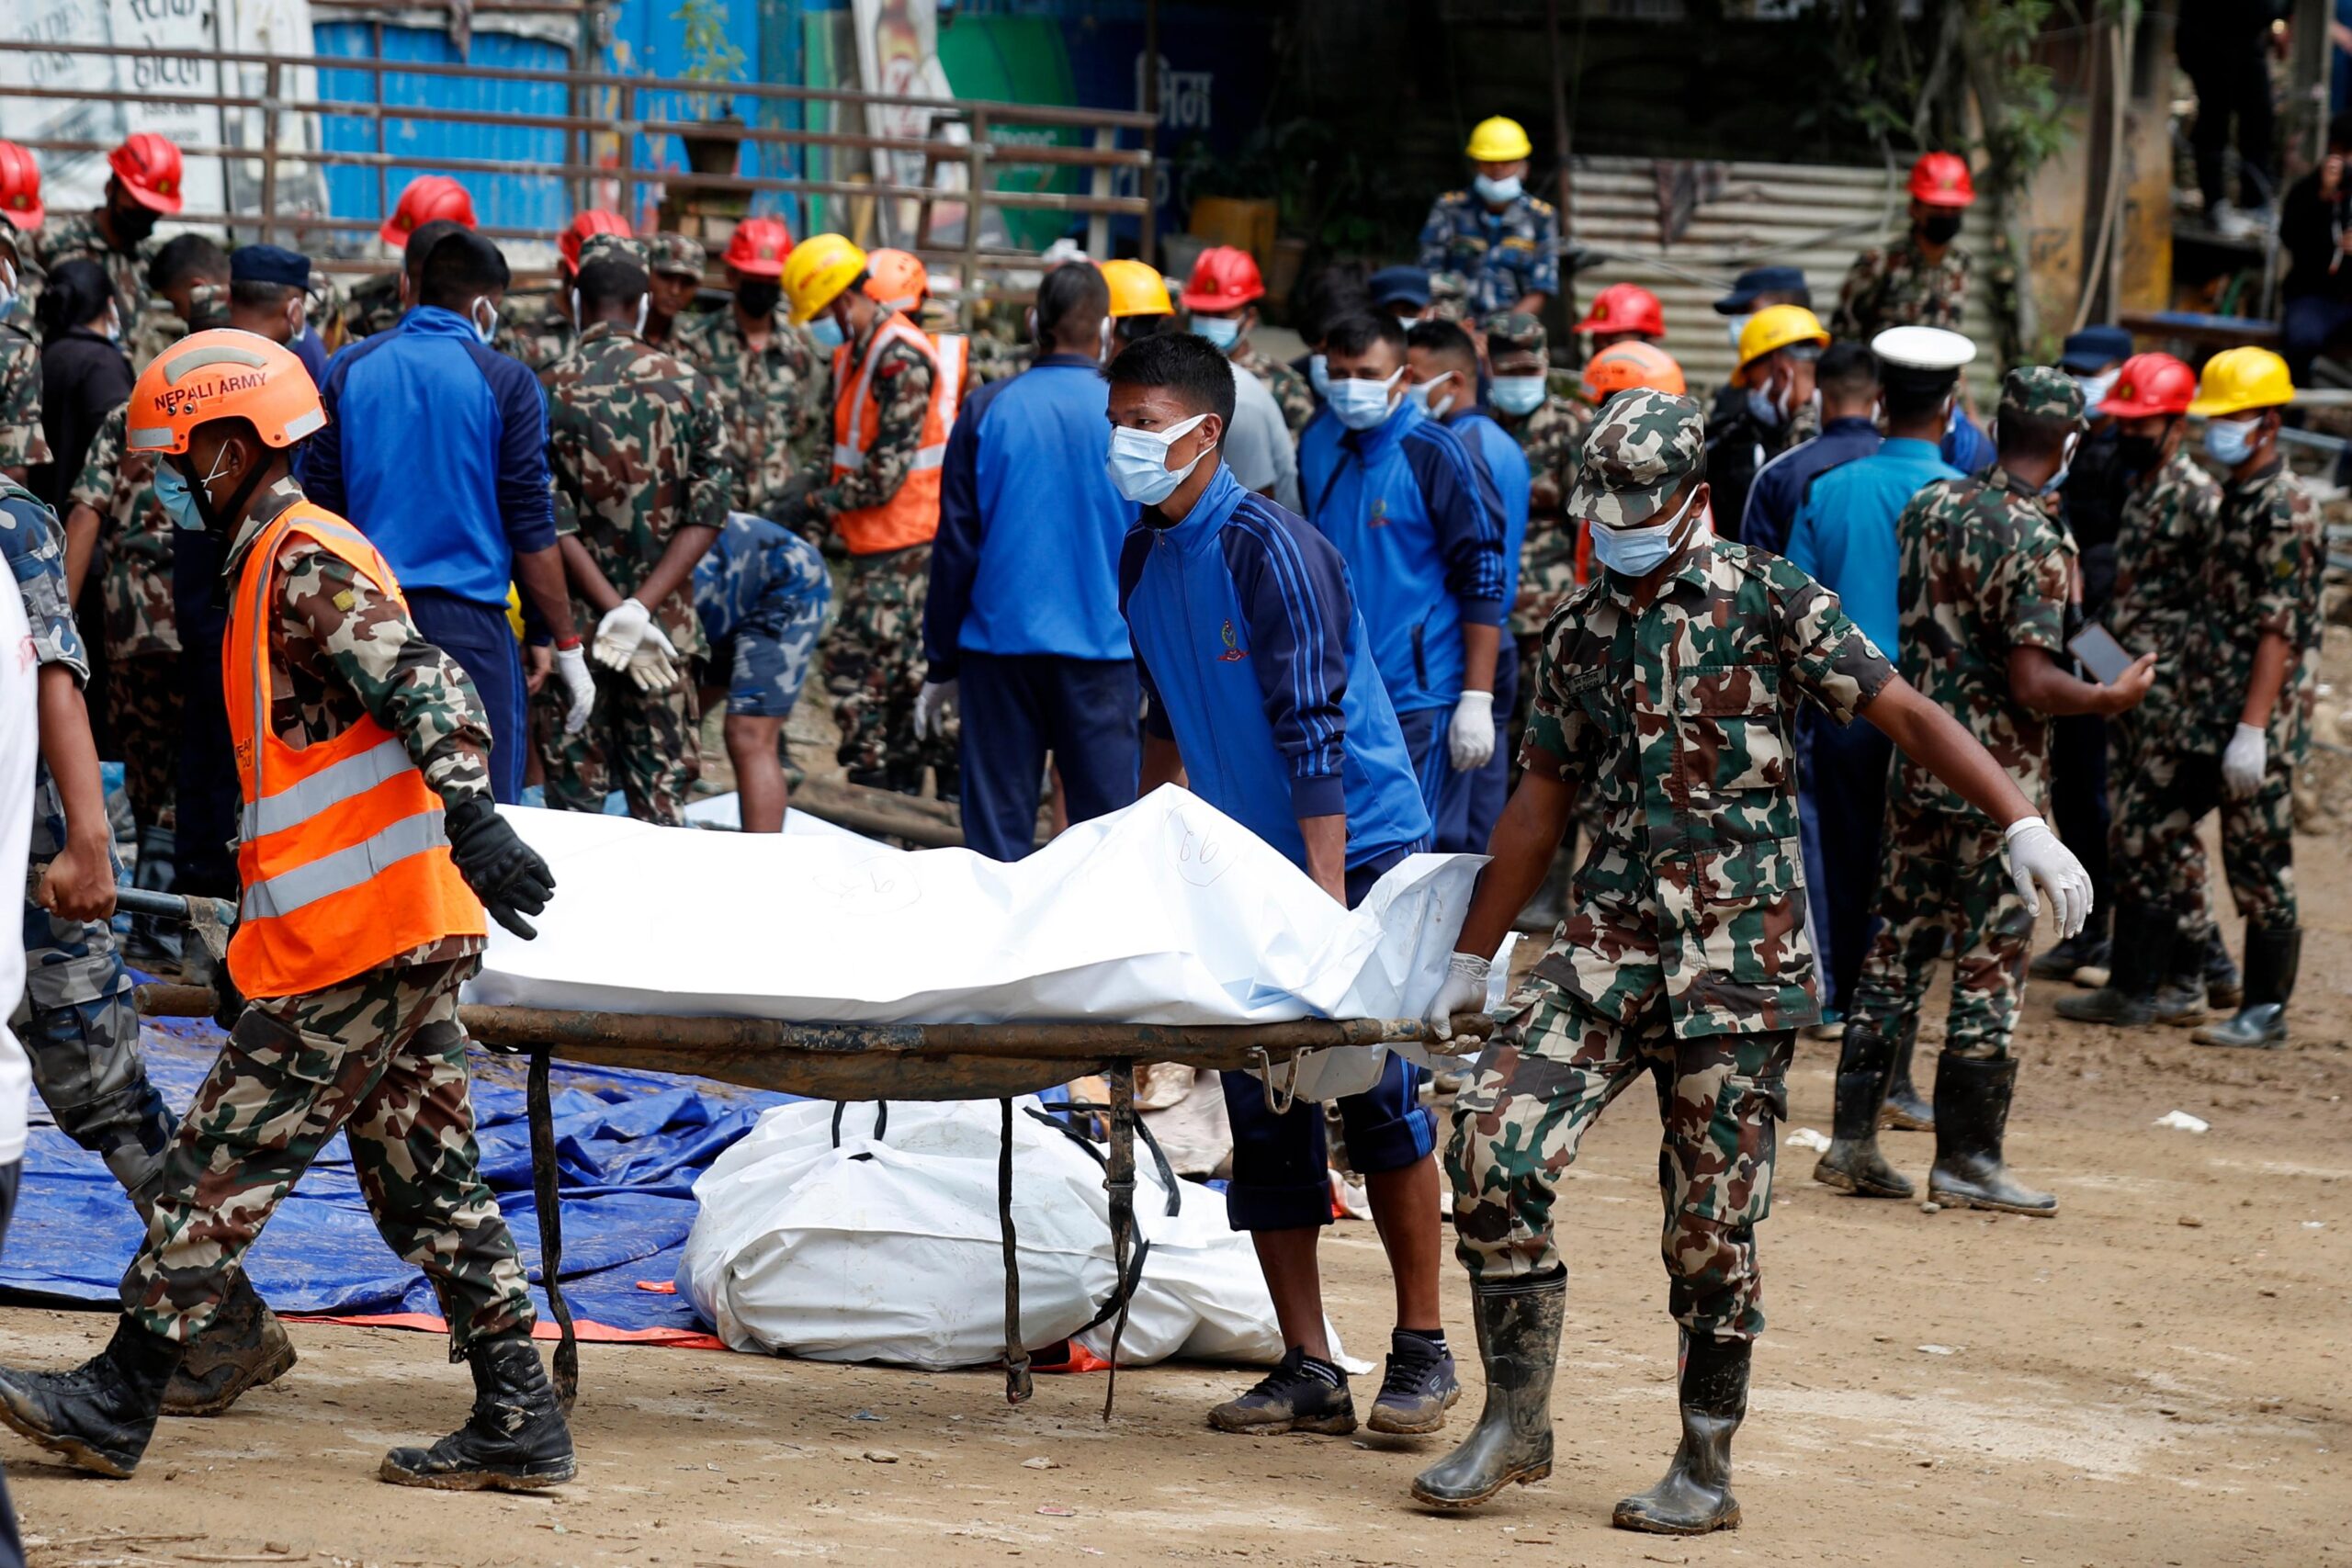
[771,472,820,532]
[212,950,246,1032]
[444,795,557,941]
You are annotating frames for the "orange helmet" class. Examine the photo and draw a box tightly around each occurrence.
[559,209,632,275]
[1573,282,1666,340]
[724,216,794,278]
[864,248,928,312]
[125,330,327,457]
[1180,245,1265,313]
[379,175,476,247]
[1908,152,1975,209]
[0,141,41,232]
[2098,352,2197,420]
[108,132,184,215]
[1581,341,1686,402]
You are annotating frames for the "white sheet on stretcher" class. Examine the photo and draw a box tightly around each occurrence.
[465,785,1487,1036]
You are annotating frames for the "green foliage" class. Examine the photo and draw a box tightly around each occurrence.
[672,0,745,120]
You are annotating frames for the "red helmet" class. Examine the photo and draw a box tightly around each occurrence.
[2098,352,2196,419]
[0,141,41,232]
[1572,282,1666,339]
[107,132,184,216]
[1180,245,1265,313]
[1908,152,1975,209]
[559,209,633,275]
[379,175,476,247]
[724,216,794,279]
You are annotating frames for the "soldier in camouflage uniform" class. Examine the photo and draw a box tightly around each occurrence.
[33,210,156,332]
[0,331,573,1489]
[676,219,827,517]
[0,224,51,480]
[1829,153,1976,342]
[641,232,706,353]
[1821,369,2149,1217]
[1482,312,1588,705]
[694,510,831,831]
[1411,389,2091,1532]
[67,404,177,840]
[541,255,730,825]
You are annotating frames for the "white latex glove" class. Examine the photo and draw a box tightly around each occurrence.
[624,622,680,693]
[554,643,596,736]
[1425,952,1491,1042]
[592,596,653,670]
[2222,721,2267,800]
[2003,816,2091,939]
[1449,689,1496,772]
[914,678,959,739]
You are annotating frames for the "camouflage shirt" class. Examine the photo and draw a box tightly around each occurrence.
[33,212,153,325]
[67,401,176,658]
[1887,465,2075,818]
[495,291,576,378]
[1416,189,1561,316]
[808,320,934,529]
[1496,393,1589,638]
[223,477,494,807]
[2183,457,2324,761]
[1232,343,1315,436]
[125,295,186,374]
[545,322,732,660]
[0,316,50,471]
[1522,531,1894,1039]
[1829,234,1970,340]
[674,306,826,517]
[341,269,405,344]
[3,477,88,682]
[2108,446,2222,728]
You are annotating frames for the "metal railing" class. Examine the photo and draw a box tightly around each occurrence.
[0,37,1156,311]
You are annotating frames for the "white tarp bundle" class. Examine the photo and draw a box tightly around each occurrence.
[469,785,1483,1031]
[678,1097,1331,1370]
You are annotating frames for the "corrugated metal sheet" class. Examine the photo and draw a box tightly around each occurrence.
[1565,156,2007,394]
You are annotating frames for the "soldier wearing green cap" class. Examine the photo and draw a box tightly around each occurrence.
[1410,388,2099,1534]
[641,233,707,352]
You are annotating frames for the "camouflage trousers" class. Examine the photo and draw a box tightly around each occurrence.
[827,544,951,781]
[2108,716,2216,944]
[108,651,180,834]
[2109,738,2294,934]
[121,955,534,1354]
[1447,984,1792,1343]
[539,663,700,827]
[1848,802,2030,1062]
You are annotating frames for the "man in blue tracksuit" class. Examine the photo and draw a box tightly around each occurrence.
[1405,320,1525,852]
[922,261,1138,860]
[1106,332,1458,1442]
[304,229,587,803]
[1299,313,1507,852]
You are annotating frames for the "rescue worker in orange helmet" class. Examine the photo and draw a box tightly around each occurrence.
[1579,339,1686,404]
[865,247,974,403]
[33,132,184,324]
[0,330,575,1493]
[1830,152,1974,341]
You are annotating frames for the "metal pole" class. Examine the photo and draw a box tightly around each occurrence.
[373,21,390,241]
[1100,1060,1136,1421]
[964,107,989,331]
[259,62,281,250]
[998,1098,1033,1405]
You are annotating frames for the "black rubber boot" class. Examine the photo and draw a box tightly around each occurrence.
[2028,930,2105,983]
[1612,1334,1747,1535]
[2150,928,2211,1026]
[2203,928,2244,1010]
[1410,1270,1565,1508]
[162,1271,298,1417]
[1927,1054,2056,1216]
[0,1316,182,1478]
[1811,1026,1911,1199]
[2193,928,2300,1050]
[1880,1031,1932,1132]
[2056,902,2177,1027]
[379,1335,576,1491]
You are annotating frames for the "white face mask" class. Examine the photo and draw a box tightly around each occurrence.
[1724,314,1751,354]
[1473,172,1523,205]
[1591,489,1709,578]
[1193,313,1243,351]
[1329,367,1405,431]
[2074,369,2118,411]
[102,303,123,345]
[1308,353,1331,400]
[0,257,15,321]
[1392,312,1424,330]
[469,295,497,344]
[1106,412,1211,506]
[1410,372,1459,420]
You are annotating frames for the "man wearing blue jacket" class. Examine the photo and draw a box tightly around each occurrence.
[1108,332,1458,1442]
[921,261,1138,861]
[305,229,590,803]
[1300,313,1507,852]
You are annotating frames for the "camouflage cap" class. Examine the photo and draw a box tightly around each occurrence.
[2001,364,2086,427]
[1482,310,1547,358]
[576,231,650,272]
[184,281,232,332]
[644,231,707,279]
[1568,389,1706,527]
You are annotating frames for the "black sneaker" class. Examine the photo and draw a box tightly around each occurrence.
[1207,1346,1357,1436]
[1368,1330,1461,1435]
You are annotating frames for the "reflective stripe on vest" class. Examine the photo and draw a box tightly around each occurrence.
[241,806,450,920]
[831,317,946,474]
[240,734,414,840]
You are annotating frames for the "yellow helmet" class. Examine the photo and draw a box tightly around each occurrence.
[781,232,867,325]
[2187,346,2294,417]
[1736,304,1830,372]
[1465,116,1532,163]
[1101,258,1172,319]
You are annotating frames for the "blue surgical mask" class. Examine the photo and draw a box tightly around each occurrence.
[153,462,205,533]
[1329,368,1403,431]
[2204,416,2257,467]
[1745,384,1786,430]
[1193,313,1242,351]
[1592,490,1706,578]
[808,310,846,352]
[2075,369,2118,411]
[1490,375,1546,416]
[1473,173,1522,205]
[1106,412,1209,506]
[1724,314,1751,354]
[1308,353,1331,400]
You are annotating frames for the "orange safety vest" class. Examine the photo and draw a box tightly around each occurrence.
[222,500,486,998]
[827,312,961,557]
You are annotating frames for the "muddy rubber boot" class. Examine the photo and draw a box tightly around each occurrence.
[0,1316,182,1478]
[1410,1269,1565,1509]
[1612,1334,1747,1535]
[1812,1026,1912,1199]
[2202,928,2244,1010]
[162,1271,298,1417]
[379,1335,576,1491]
[2027,929,2104,983]
[1926,1054,2056,1216]
[1880,1031,1933,1132]
[2150,929,2211,1027]
[2193,928,2299,1050]
[2056,903,2176,1027]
